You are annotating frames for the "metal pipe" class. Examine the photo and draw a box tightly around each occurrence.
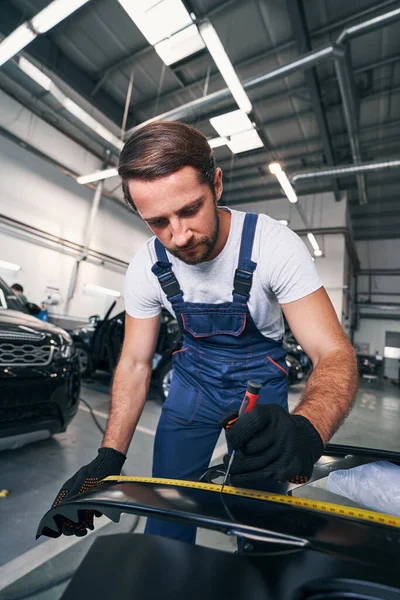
[125,46,337,136]
[359,269,400,276]
[124,7,400,137]
[333,52,367,205]
[291,159,400,183]
[293,227,360,272]
[337,6,400,44]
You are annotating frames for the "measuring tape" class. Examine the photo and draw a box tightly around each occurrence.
[104,475,400,530]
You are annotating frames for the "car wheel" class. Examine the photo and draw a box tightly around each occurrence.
[157,358,173,402]
[74,342,93,379]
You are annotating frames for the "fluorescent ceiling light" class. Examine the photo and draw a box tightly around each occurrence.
[62,99,124,150]
[210,109,253,137]
[18,57,52,91]
[227,128,263,154]
[17,58,123,152]
[155,24,205,65]
[268,162,298,204]
[313,249,323,257]
[0,260,21,271]
[278,219,288,226]
[307,233,320,252]
[0,25,35,67]
[269,162,282,175]
[30,0,90,34]
[208,137,228,149]
[118,0,192,45]
[199,20,252,115]
[0,0,89,67]
[85,284,121,298]
[77,168,119,185]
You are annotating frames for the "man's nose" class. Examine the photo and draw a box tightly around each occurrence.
[171,221,192,247]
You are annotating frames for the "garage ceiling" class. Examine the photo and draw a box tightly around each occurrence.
[1,0,400,241]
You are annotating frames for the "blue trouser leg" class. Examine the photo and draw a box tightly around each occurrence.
[144,408,221,544]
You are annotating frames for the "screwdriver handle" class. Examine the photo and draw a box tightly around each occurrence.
[238,380,262,417]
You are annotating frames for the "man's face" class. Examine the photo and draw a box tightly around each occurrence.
[129,166,223,265]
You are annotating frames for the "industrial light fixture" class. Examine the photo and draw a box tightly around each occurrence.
[77,168,119,185]
[268,162,298,204]
[30,0,89,34]
[207,137,228,149]
[118,0,204,65]
[0,260,21,272]
[307,233,323,257]
[84,284,121,298]
[0,0,89,67]
[210,110,253,137]
[62,99,124,150]
[18,57,52,90]
[154,24,205,66]
[227,129,263,154]
[199,20,252,115]
[210,110,262,154]
[17,57,123,152]
[0,26,36,67]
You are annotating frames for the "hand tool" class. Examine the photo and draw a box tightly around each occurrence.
[222,380,262,490]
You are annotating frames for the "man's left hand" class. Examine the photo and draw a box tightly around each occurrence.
[220,404,324,486]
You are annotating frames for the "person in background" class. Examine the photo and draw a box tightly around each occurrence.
[11,283,28,305]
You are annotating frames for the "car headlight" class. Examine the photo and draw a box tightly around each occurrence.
[61,344,75,358]
[54,344,75,359]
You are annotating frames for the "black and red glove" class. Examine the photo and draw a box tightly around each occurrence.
[220,404,323,486]
[51,447,126,536]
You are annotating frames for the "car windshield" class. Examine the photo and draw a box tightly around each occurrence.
[0,277,28,313]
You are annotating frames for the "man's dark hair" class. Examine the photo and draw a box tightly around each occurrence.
[118,121,216,211]
[11,283,23,293]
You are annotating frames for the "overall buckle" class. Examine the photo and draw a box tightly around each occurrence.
[233,268,253,299]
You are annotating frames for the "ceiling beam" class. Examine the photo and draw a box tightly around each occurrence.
[0,1,123,126]
[286,0,340,202]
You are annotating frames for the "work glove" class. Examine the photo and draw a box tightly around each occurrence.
[220,404,323,486]
[51,447,126,537]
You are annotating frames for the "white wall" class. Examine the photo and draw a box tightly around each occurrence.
[354,238,400,369]
[354,319,400,356]
[230,193,349,321]
[0,133,150,320]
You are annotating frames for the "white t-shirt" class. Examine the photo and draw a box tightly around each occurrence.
[124,208,323,341]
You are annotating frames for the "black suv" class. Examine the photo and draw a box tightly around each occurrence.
[0,277,80,444]
[71,306,183,400]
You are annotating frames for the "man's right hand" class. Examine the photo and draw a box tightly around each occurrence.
[51,447,126,537]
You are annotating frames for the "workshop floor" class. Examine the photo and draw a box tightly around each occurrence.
[1,376,399,597]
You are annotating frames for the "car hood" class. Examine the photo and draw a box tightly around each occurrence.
[0,310,72,343]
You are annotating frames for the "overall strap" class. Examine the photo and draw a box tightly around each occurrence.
[151,238,184,302]
[232,213,258,301]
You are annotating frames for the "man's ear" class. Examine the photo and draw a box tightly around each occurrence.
[214,168,223,202]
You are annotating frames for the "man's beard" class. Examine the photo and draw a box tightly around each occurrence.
[169,202,220,265]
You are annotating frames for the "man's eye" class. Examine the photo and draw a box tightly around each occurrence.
[149,219,167,227]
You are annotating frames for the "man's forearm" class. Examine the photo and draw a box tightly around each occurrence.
[293,342,358,444]
[102,359,152,454]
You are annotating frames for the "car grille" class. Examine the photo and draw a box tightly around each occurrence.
[0,343,53,366]
[0,403,60,424]
[0,330,45,342]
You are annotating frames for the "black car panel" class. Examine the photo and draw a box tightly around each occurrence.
[0,278,81,442]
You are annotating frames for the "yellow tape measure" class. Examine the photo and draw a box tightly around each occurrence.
[104,475,400,530]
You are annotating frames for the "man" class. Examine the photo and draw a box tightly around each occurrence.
[11,283,28,305]
[51,121,358,541]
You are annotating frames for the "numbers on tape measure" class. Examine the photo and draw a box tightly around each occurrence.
[103,475,400,529]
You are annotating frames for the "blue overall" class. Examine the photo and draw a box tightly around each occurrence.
[145,213,288,543]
